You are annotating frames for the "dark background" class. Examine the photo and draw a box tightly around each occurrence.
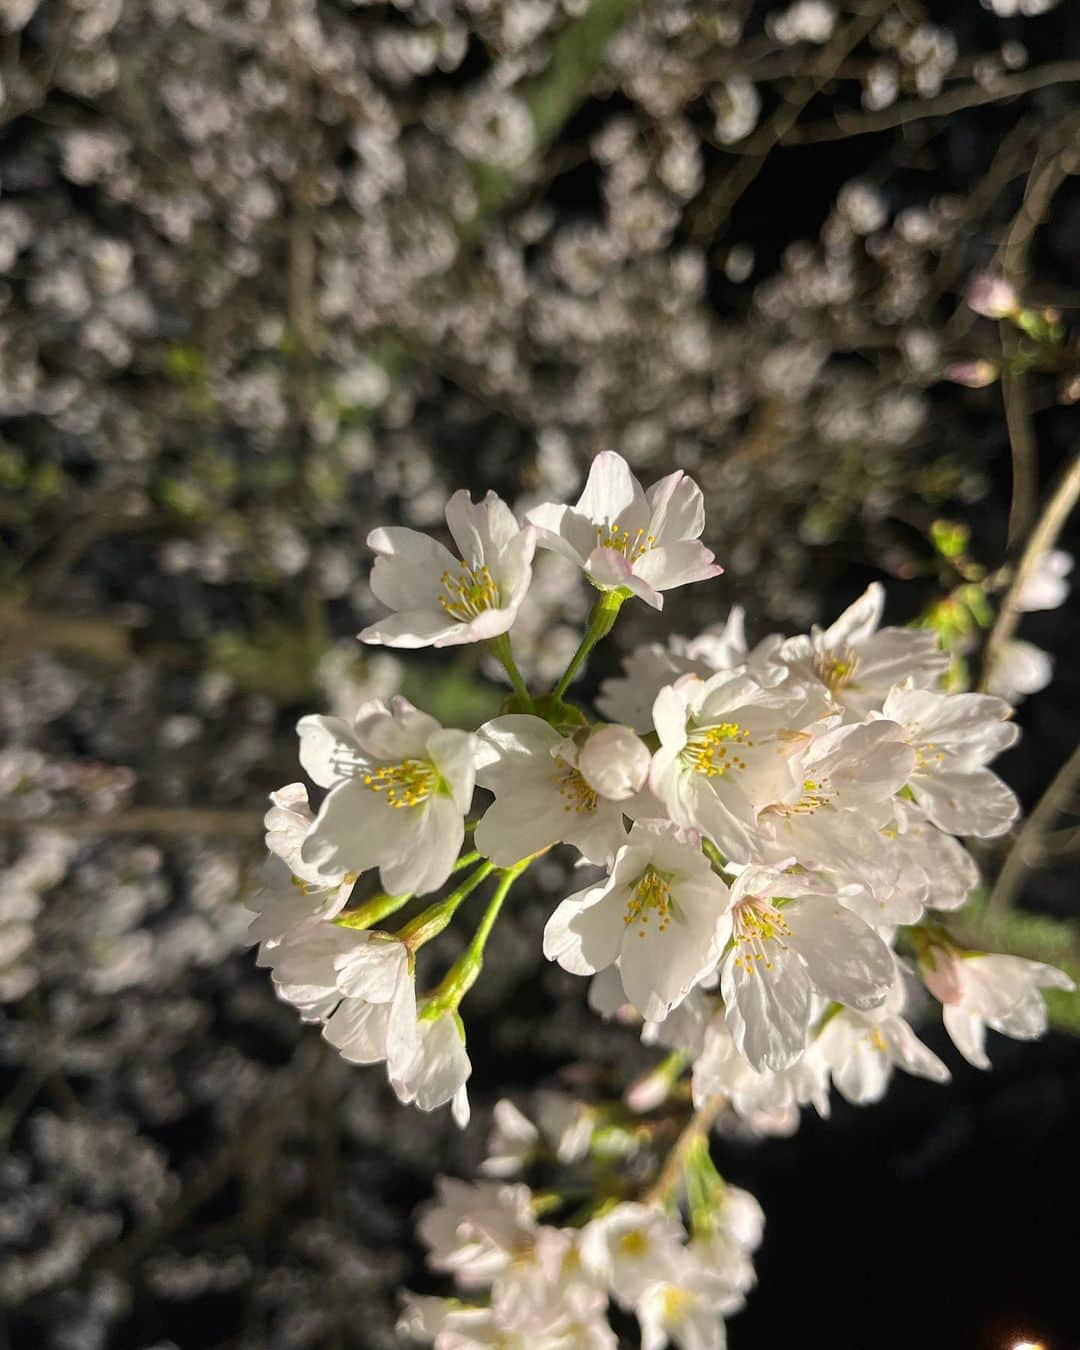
[2,1,1079,1346]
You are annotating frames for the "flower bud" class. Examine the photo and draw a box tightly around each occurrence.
[965,274,1018,320]
[918,945,964,1005]
[943,359,998,389]
[578,724,651,802]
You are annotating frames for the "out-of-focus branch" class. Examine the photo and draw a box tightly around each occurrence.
[995,113,1080,550]
[466,0,646,220]
[986,744,1080,916]
[978,453,1080,691]
[785,60,1080,144]
[691,0,892,244]
[0,807,264,838]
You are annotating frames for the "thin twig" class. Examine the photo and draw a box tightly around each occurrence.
[786,60,1080,144]
[979,453,1080,691]
[643,1093,728,1207]
[691,0,892,244]
[987,744,1080,915]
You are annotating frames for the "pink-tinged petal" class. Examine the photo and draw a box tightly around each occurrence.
[434,605,515,646]
[543,886,623,976]
[359,610,464,648]
[633,540,723,592]
[524,501,594,565]
[585,546,662,606]
[646,470,706,543]
[576,450,646,526]
[822,582,884,646]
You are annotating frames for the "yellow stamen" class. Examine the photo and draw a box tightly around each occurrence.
[557,766,598,815]
[683,722,753,778]
[596,522,654,562]
[732,898,792,974]
[623,866,674,937]
[362,759,436,809]
[815,643,859,692]
[438,564,498,622]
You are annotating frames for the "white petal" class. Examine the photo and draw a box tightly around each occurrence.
[823,583,884,646]
[784,899,894,1011]
[911,767,1019,838]
[576,450,646,526]
[721,944,813,1073]
[543,886,623,976]
[297,714,366,788]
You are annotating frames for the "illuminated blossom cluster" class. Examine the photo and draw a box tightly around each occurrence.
[245,451,1070,1341]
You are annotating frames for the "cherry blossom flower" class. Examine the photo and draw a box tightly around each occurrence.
[649,671,831,861]
[986,638,1054,703]
[779,582,948,718]
[474,715,627,867]
[298,696,477,895]
[880,685,1019,837]
[543,822,732,1022]
[596,606,786,731]
[919,947,1074,1069]
[718,864,894,1072]
[360,489,535,648]
[636,1256,734,1350]
[525,451,721,610]
[813,974,950,1105]
[580,1203,686,1307]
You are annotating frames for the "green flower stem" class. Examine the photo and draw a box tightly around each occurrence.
[334,890,412,931]
[550,589,626,703]
[425,860,529,1015]
[701,838,736,886]
[488,633,535,711]
[452,850,481,873]
[395,860,495,951]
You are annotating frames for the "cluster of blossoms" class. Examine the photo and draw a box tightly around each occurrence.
[399,1095,764,1350]
[247,451,1072,1343]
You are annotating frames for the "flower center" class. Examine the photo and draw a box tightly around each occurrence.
[914,740,944,772]
[624,866,674,937]
[557,765,598,814]
[732,897,792,974]
[815,643,858,692]
[596,522,654,562]
[362,759,437,809]
[683,722,754,777]
[618,1228,649,1257]
[439,564,498,622]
